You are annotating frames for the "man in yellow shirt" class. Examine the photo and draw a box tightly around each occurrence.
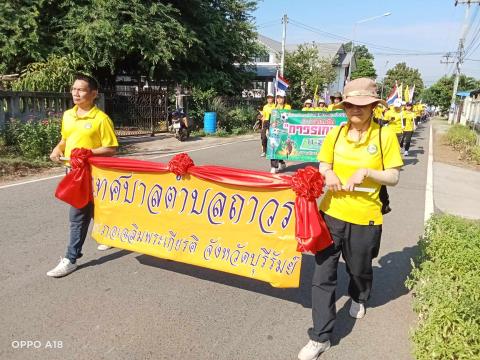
[400,102,416,156]
[260,93,275,157]
[47,74,118,277]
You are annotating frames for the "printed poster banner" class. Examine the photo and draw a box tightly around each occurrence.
[90,166,302,288]
[267,110,347,162]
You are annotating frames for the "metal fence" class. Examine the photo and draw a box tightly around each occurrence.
[103,88,169,136]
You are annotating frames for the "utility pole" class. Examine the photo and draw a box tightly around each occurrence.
[280,14,288,77]
[449,0,480,123]
[441,52,455,76]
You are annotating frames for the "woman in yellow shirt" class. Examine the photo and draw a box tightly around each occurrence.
[298,78,403,360]
[302,99,314,111]
[315,98,328,111]
[327,92,342,111]
[383,98,404,145]
[400,102,416,156]
[269,90,291,173]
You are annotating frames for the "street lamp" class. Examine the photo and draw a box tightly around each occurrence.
[348,12,392,81]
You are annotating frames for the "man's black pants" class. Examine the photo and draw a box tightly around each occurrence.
[308,213,382,342]
[261,120,269,153]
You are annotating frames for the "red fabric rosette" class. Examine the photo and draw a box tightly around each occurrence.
[168,153,195,176]
[290,166,333,253]
[55,148,93,209]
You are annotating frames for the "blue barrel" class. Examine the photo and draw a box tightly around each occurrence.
[204,112,217,133]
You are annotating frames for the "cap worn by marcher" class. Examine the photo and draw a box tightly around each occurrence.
[266,93,274,98]
[393,98,402,108]
[330,91,342,100]
[334,78,387,109]
[276,90,286,98]
[304,99,313,105]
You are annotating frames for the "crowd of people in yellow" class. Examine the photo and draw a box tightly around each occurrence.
[260,88,427,167]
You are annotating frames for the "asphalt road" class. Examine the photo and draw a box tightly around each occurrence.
[0,125,429,360]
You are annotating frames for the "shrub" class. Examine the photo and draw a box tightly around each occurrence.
[1,118,61,160]
[226,105,257,132]
[406,214,480,360]
[446,124,476,149]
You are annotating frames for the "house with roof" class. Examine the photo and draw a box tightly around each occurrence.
[253,34,356,98]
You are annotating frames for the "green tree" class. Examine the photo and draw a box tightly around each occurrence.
[421,75,480,112]
[0,0,262,93]
[351,58,377,80]
[343,42,374,60]
[12,54,91,92]
[383,62,424,100]
[0,1,43,74]
[284,43,337,108]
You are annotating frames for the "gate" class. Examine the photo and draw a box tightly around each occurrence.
[103,89,169,136]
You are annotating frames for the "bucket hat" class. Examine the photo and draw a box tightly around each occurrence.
[334,78,387,109]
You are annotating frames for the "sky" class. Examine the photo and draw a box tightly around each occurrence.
[253,0,480,86]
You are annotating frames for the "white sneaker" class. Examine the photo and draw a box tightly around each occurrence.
[404,150,409,156]
[298,339,331,360]
[46,258,77,278]
[270,167,278,174]
[279,162,287,170]
[97,244,112,251]
[260,152,266,157]
[349,300,366,319]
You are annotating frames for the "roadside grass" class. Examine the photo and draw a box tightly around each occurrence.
[406,214,480,360]
[445,124,480,164]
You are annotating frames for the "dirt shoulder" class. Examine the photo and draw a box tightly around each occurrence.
[432,117,480,172]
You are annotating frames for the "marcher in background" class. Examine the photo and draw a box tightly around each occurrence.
[413,102,423,125]
[373,103,387,125]
[47,74,118,278]
[400,102,416,156]
[269,90,291,173]
[302,99,315,111]
[315,98,328,111]
[384,98,404,145]
[327,92,343,111]
[260,93,276,157]
[298,78,403,360]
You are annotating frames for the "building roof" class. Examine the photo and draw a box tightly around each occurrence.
[257,34,345,61]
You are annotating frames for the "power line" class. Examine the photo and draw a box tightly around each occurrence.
[288,18,449,55]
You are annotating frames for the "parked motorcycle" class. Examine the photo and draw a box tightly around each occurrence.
[170,108,191,141]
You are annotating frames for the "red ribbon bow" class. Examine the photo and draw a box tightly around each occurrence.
[290,166,333,253]
[168,153,194,176]
[55,148,93,209]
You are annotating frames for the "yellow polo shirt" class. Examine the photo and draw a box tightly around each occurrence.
[262,103,276,122]
[302,107,315,111]
[403,110,416,131]
[314,106,328,111]
[384,109,403,134]
[61,105,118,159]
[276,104,292,110]
[318,120,403,225]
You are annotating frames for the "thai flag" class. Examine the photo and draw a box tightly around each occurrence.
[386,82,398,106]
[276,71,289,92]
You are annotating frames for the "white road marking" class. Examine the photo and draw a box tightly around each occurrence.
[144,138,256,160]
[0,138,257,189]
[0,174,64,190]
[424,124,434,223]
